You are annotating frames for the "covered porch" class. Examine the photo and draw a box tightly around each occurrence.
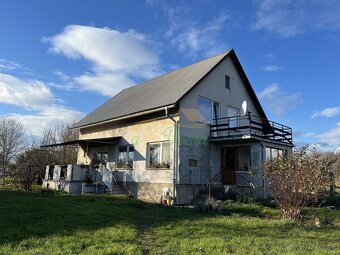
[41,136,128,195]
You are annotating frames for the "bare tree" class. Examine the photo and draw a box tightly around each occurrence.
[263,147,335,220]
[41,121,78,165]
[0,117,25,186]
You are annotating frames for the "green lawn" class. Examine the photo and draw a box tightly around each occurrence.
[0,190,339,255]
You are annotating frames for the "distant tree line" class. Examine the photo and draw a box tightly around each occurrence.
[0,117,78,191]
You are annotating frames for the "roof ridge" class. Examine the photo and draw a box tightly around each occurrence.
[130,49,231,89]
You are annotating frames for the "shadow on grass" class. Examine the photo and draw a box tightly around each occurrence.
[0,190,205,248]
[0,190,339,255]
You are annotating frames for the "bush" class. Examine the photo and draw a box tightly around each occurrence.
[263,147,334,220]
[193,196,224,214]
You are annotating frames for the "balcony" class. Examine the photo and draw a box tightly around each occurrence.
[210,114,293,145]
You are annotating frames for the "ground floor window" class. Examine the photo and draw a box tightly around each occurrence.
[117,146,134,169]
[92,152,108,165]
[147,141,171,168]
[265,147,286,161]
[238,146,251,171]
[48,167,54,179]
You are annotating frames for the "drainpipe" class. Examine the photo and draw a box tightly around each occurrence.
[165,106,179,203]
[260,141,267,198]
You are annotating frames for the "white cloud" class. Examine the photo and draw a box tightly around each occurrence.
[149,1,229,58]
[311,107,340,118]
[74,72,134,97]
[0,73,53,109]
[166,12,229,58]
[258,83,302,115]
[0,59,21,71]
[9,106,84,136]
[43,25,161,96]
[0,72,84,136]
[303,132,315,138]
[253,0,340,38]
[261,64,282,72]
[258,83,279,98]
[316,122,340,145]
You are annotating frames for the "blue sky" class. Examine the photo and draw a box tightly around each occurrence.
[0,0,339,152]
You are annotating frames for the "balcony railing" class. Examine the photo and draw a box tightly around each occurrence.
[210,114,293,145]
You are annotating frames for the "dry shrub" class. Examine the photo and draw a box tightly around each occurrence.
[263,147,334,220]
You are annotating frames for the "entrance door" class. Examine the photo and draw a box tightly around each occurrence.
[227,107,239,128]
[221,147,237,185]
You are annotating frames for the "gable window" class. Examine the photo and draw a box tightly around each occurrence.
[147,141,171,169]
[198,96,219,123]
[117,146,134,169]
[225,75,230,90]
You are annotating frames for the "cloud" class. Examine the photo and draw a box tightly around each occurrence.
[8,106,85,136]
[258,83,279,98]
[0,59,21,71]
[0,73,53,109]
[74,72,134,97]
[258,83,302,115]
[253,0,340,38]
[43,25,161,96]
[261,64,282,72]
[166,12,230,58]
[316,122,340,145]
[0,72,84,136]
[147,2,229,58]
[311,107,340,118]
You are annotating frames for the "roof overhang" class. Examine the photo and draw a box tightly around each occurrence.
[70,104,177,130]
[40,137,121,148]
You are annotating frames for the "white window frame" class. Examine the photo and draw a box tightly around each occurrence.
[198,96,220,124]
[265,147,286,161]
[146,141,171,169]
[225,75,231,90]
[227,106,240,128]
[117,145,134,169]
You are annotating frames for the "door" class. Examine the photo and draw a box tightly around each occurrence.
[227,107,239,128]
[211,102,220,137]
[221,147,237,185]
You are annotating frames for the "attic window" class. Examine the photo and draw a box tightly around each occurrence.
[225,75,230,90]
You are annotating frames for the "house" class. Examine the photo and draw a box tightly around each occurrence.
[42,49,293,203]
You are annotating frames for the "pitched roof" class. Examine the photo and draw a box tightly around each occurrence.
[73,49,266,129]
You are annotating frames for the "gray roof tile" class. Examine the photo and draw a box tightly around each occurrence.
[73,50,230,128]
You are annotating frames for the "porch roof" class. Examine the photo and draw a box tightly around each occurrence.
[40,137,121,148]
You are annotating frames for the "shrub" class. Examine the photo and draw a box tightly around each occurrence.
[263,147,334,220]
[193,196,224,214]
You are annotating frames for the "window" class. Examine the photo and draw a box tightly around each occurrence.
[198,96,219,123]
[189,159,197,167]
[227,107,239,128]
[238,146,251,171]
[265,147,286,161]
[95,152,108,164]
[225,75,230,90]
[147,141,171,168]
[48,167,54,180]
[117,146,134,169]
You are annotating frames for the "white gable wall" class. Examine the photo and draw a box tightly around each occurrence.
[178,56,262,187]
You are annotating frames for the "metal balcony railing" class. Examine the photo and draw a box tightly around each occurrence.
[210,114,293,145]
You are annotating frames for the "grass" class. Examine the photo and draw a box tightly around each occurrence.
[0,190,339,255]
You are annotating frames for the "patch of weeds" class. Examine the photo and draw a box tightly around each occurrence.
[193,196,224,214]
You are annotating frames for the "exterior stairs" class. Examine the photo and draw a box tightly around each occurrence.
[99,165,129,195]
[110,182,129,195]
